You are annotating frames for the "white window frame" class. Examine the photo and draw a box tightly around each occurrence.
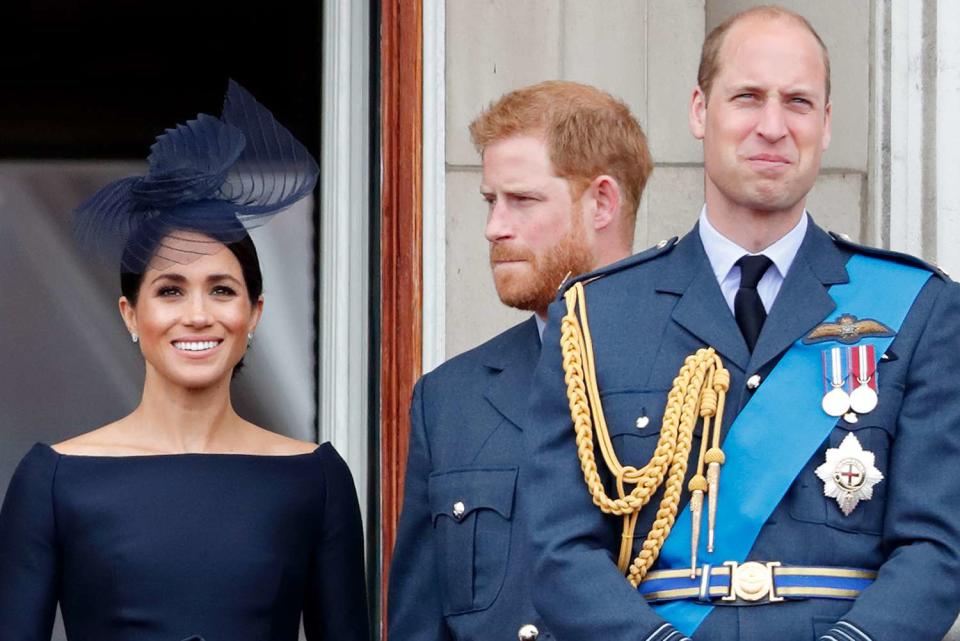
[319,0,370,512]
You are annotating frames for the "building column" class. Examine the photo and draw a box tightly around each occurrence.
[935,0,960,274]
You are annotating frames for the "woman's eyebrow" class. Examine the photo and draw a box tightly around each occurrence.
[149,273,186,286]
[206,274,243,285]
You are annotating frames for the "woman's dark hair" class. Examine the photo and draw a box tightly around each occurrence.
[120,229,263,376]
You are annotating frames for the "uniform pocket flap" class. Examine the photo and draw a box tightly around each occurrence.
[835,383,902,437]
[428,467,518,523]
[599,390,669,438]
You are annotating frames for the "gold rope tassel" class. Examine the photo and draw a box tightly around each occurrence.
[561,282,730,586]
[689,368,716,575]
[705,372,728,552]
[687,482,706,577]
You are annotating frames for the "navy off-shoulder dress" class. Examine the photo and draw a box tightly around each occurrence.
[0,442,370,641]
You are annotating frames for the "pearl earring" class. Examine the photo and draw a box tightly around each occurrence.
[247,332,254,346]
[131,333,139,343]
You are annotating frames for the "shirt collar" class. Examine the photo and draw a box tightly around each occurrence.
[697,205,808,282]
[535,314,546,342]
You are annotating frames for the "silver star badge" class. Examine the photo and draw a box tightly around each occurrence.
[815,432,884,516]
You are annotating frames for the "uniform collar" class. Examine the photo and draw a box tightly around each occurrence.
[535,313,546,342]
[657,218,848,374]
[698,205,808,283]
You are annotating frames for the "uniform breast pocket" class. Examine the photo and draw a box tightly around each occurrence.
[428,467,517,615]
[788,403,897,536]
[601,390,670,466]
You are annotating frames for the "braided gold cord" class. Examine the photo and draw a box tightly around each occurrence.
[561,282,729,586]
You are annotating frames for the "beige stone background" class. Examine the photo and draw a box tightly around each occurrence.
[444,0,870,357]
[438,2,960,637]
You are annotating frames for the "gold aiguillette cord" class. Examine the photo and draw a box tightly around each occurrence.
[560,281,729,586]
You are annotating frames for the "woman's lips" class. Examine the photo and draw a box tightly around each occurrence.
[171,339,224,357]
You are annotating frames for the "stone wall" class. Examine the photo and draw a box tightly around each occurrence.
[442,0,870,357]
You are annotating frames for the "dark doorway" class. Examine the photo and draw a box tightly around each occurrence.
[0,0,321,159]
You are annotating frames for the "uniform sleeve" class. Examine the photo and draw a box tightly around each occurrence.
[823,279,960,641]
[521,300,689,641]
[387,378,453,641]
[0,445,61,640]
[303,444,371,641]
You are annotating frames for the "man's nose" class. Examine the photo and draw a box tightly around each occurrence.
[484,199,514,243]
[755,100,788,142]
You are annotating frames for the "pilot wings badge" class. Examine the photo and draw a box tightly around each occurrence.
[815,433,884,516]
[803,314,894,345]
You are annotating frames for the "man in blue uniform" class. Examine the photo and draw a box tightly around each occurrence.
[387,81,653,641]
[523,7,960,641]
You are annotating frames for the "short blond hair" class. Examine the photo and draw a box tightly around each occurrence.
[469,81,653,233]
[698,5,830,102]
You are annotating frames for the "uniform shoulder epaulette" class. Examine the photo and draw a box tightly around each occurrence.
[828,231,950,280]
[558,236,679,297]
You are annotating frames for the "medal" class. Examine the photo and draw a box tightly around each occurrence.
[849,386,877,414]
[848,344,879,414]
[820,347,850,417]
[822,389,850,417]
[849,384,878,415]
[815,432,884,516]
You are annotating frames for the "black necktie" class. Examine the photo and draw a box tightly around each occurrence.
[734,254,773,352]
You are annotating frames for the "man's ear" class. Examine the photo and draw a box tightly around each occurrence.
[689,85,707,140]
[586,175,621,231]
[822,101,832,151]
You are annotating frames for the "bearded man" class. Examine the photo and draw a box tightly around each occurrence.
[387,80,653,641]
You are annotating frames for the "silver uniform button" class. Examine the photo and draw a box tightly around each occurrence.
[746,374,762,390]
[452,501,466,519]
[518,624,540,641]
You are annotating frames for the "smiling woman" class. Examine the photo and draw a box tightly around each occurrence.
[0,83,370,641]
[119,230,264,383]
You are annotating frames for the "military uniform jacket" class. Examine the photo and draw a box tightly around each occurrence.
[521,221,960,641]
[389,317,552,641]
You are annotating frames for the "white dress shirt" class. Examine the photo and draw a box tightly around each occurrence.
[697,206,808,314]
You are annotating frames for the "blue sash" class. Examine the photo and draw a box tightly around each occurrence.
[651,255,932,635]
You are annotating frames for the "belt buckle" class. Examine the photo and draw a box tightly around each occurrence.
[722,561,784,604]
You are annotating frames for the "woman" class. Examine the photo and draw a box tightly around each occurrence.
[0,82,370,641]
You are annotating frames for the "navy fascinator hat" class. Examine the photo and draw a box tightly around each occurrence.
[74,80,319,273]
